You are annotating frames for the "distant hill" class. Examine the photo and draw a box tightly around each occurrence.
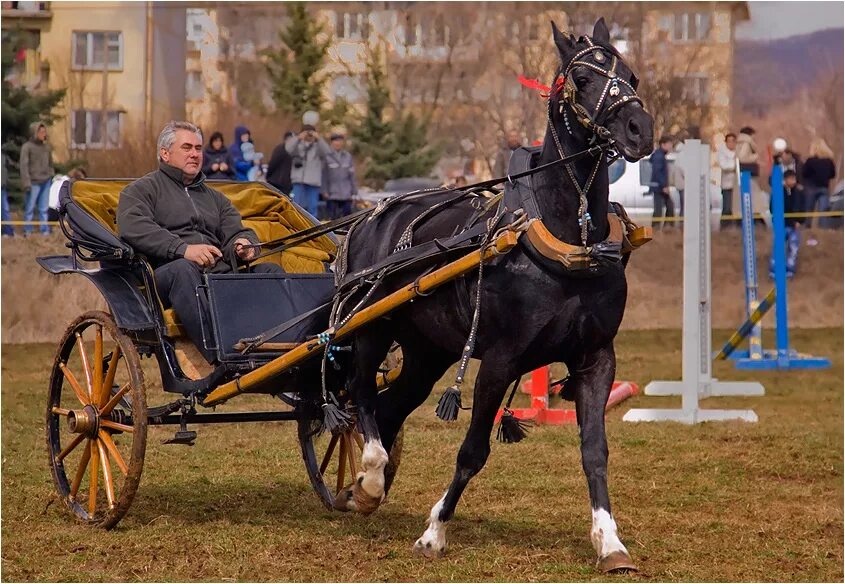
[734,28,844,115]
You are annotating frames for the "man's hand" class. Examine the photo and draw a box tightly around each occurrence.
[234,237,256,261]
[219,162,228,171]
[184,244,222,268]
[211,163,220,172]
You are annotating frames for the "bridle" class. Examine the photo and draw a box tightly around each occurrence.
[546,35,644,246]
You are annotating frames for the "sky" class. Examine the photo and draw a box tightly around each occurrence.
[735,1,844,40]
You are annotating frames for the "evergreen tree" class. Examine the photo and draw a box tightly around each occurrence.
[351,45,440,188]
[1,33,66,196]
[264,2,332,122]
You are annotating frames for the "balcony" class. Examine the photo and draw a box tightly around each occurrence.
[1,1,52,27]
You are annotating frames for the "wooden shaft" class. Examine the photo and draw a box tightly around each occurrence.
[93,327,104,408]
[203,229,519,406]
[100,420,133,434]
[98,430,128,475]
[51,406,70,417]
[69,441,91,500]
[57,433,86,463]
[99,383,130,417]
[97,439,116,509]
[60,363,90,406]
[88,439,100,516]
[101,345,122,408]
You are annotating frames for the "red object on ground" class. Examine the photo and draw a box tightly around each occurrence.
[496,366,639,425]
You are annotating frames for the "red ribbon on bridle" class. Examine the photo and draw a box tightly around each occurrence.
[517,74,565,99]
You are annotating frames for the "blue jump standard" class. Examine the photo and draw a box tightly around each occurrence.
[732,167,830,371]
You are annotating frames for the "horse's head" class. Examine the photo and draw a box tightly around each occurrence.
[549,18,654,162]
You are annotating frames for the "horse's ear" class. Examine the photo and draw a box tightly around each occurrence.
[551,21,576,59]
[592,17,610,43]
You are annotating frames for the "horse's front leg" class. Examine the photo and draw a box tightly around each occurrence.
[413,356,514,558]
[572,343,637,573]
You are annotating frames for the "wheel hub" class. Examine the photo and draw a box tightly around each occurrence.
[67,405,99,437]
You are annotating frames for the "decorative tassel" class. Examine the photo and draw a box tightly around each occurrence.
[321,394,353,434]
[497,409,532,444]
[435,385,463,422]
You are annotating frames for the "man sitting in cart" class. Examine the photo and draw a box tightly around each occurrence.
[117,120,283,364]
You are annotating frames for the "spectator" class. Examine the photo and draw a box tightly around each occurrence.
[718,132,738,227]
[286,123,331,218]
[2,152,12,237]
[240,141,265,182]
[769,169,806,279]
[48,167,87,221]
[228,125,254,181]
[774,148,802,183]
[202,131,235,180]
[20,122,54,235]
[649,135,674,229]
[736,126,770,229]
[266,130,295,194]
[802,138,837,229]
[494,130,523,177]
[321,132,357,220]
[669,139,685,218]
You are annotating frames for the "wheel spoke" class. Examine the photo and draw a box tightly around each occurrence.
[352,431,364,451]
[57,433,86,462]
[98,430,128,475]
[69,441,92,500]
[100,345,122,408]
[99,383,130,417]
[319,433,340,475]
[336,435,347,494]
[100,419,133,434]
[97,439,116,509]
[88,439,100,517]
[75,332,94,400]
[347,434,359,479]
[93,326,104,407]
[51,406,70,416]
[59,363,89,406]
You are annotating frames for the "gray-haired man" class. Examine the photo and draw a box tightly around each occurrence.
[117,121,282,363]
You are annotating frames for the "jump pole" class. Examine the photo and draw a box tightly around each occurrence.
[623,140,763,424]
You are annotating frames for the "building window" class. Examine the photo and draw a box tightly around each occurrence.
[678,74,709,106]
[72,31,122,70]
[71,110,122,149]
[671,12,711,42]
[186,70,204,101]
[336,12,368,40]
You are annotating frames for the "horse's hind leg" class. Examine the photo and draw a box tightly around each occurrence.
[336,322,393,514]
[413,354,514,558]
[571,343,637,573]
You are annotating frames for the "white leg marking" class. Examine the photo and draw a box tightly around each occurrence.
[359,440,389,499]
[591,508,629,559]
[414,492,448,558]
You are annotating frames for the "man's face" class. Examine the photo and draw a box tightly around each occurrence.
[782,151,794,164]
[661,140,673,152]
[506,131,521,148]
[161,129,203,179]
[331,137,344,151]
[36,126,47,141]
[785,176,797,189]
[726,136,737,150]
[241,132,250,143]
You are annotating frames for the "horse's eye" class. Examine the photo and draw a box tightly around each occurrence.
[575,76,589,89]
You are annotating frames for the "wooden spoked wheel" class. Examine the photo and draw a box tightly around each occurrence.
[298,409,403,511]
[46,311,147,528]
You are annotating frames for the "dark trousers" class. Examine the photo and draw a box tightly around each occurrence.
[325,199,352,220]
[652,189,674,229]
[721,188,735,228]
[155,259,284,363]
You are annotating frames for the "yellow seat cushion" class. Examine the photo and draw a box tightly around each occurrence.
[163,308,186,338]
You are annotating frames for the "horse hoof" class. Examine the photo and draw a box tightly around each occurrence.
[352,480,382,516]
[413,538,446,559]
[597,551,638,574]
[332,487,356,512]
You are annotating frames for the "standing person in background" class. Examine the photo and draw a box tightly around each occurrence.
[202,131,235,180]
[2,152,13,237]
[266,131,295,194]
[228,125,254,181]
[20,122,54,235]
[649,135,674,229]
[493,129,523,177]
[322,132,357,220]
[48,167,87,221]
[736,126,770,229]
[669,138,685,218]
[717,132,738,228]
[801,138,837,230]
[286,123,331,218]
[769,169,806,279]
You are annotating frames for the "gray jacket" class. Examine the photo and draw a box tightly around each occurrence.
[286,135,331,187]
[322,149,357,201]
[117,162,258,270]
[20,122,54,187]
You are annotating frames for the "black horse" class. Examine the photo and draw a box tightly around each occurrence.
[334,18,654,572]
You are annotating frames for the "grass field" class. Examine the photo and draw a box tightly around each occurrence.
[2,329,842,582]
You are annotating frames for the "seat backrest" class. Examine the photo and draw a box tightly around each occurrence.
[67,179,336,273]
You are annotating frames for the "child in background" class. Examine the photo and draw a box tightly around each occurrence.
[769,170,806,280]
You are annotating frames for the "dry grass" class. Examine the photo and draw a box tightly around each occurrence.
[1,329,842,582]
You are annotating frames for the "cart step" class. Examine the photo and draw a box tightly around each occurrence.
[162,430,197,446]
